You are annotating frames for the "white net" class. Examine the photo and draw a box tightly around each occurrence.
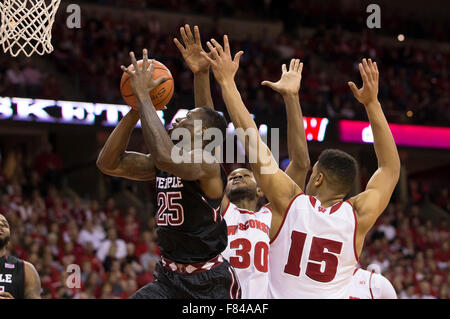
[0,0,61,57]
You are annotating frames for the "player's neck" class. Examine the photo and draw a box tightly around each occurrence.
[315,191,345,208]
[232,197,259,212]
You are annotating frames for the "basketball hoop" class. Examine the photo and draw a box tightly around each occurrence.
[0,0,61,57]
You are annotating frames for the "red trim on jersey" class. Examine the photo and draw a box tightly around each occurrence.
[309,196,317,208]
[237,208,255,215]
[353,267,359,275]
[228,267,241,299]
[221,200,231,218]
[262,204,273,214]
[369,270,375,299]
[269,192,304,245]
[329,201,344,215]
[345,200,360,262]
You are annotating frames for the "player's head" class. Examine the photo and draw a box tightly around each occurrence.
[225,168,264,203]
[0,214,11,251]
[305,149,357,197]
[170,107,227,148]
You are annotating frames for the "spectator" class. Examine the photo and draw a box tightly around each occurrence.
[96,228,127,263]
[77,219,106,250]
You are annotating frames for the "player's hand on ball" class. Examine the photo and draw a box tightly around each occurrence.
[174,25,210,74]
[200,35,244,85]
[0,291,15,299]
[121,49,169,98]
[348,58,379,106]
[261,59,303,96]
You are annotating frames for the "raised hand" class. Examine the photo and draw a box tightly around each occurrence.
[200,35,244,85]
[348,58,379,106]
[174,25,210,74]
[121,49,169,98]
[261,59,303,96]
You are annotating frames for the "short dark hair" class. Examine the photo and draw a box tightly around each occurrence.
[317,149,357,195]
[199,107,228,141]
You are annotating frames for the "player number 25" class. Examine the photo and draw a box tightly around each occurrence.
[284,231,343,282]
[156,192,184,226]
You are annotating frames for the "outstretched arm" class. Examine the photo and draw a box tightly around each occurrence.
[174,25,214,109]
[348,59,400,238]
[96,109,155,181]
[202,37,302,238]
[121,50,223,198]
[262,59,310,189]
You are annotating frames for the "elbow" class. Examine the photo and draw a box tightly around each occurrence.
[96,155,106,172]
[153,153,174,172]
[96,153,114,175]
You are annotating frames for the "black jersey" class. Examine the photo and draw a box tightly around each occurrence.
[0,255,25,299]
[154,167,227,264]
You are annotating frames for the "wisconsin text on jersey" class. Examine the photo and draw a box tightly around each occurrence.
[227,214,270,237]
[156,176,184,189]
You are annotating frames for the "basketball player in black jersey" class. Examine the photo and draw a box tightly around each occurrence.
[97,43,240,297]
[172,25,310,214]
[0,213,41,299]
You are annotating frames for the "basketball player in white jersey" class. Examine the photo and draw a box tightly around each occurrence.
[175,28,310,298]
[203,37,400,298]
[348,267,397,299]
[220,59,310,299]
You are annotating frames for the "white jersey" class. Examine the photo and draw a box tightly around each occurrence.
[269,193,358,299]
[221,201,272,299]
[348,268,397,299]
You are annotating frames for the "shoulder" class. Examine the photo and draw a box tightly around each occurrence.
[23,261,38,275]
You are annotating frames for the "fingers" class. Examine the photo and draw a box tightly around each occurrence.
[121,65,133,76]
[282,64,287,73]
[206,41,220,60]
[348,81,359,95]
[173,38,185,53]
[130,52,139,72]
[142,49,149,72]
[361,58,379,83]
[156,76,170,86]
[373,61,379,81]
[211,38,224,55]
[294,59,300,72]
[298,62,303,74]
[223,35,231,56]
[363,59,375,81]
[358,62,368,84]
[233,51,244,65]
[261,81,276,90]
[148,59,155,76]
[289,59,295,71]
[200,51,216,66]
[194,25,201,44]
[185,24,194,43]
[180,26,189,45]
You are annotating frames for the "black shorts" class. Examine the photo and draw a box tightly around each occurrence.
[130,258,241,299]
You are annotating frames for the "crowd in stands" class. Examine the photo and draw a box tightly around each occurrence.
[85,0,449,43]
[1,3,448,128]
[0,142,448,299]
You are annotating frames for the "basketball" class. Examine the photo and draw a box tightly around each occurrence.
[120,59,174,110]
